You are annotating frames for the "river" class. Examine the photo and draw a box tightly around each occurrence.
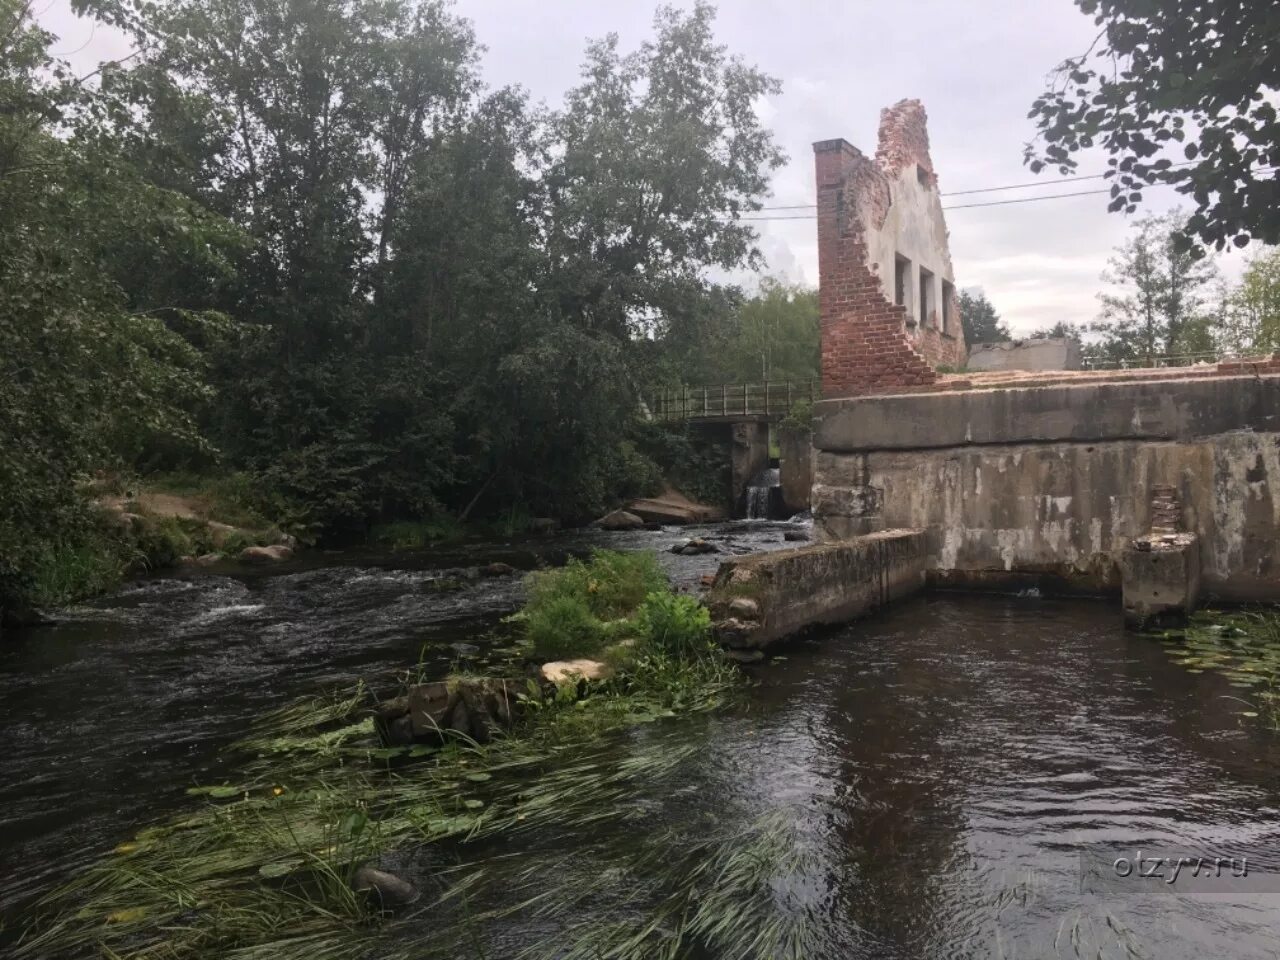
[4,521,1280,958]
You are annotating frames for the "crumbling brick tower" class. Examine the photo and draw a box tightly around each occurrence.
[814,100,966,397]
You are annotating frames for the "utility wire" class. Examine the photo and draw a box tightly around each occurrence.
[751,158,1209,211]
[734,168,1276,220]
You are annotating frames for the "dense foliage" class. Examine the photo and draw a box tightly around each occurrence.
[957,290,1010,347]
[0,0,243,610]
[1027,0,1280,253]
[0,0,785,609]
[1033,213,1280,366]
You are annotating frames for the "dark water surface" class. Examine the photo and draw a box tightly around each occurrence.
[5,523,1280,957]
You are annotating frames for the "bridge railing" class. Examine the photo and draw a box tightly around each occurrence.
[1080,351,1221,370]
[649,379,819,421]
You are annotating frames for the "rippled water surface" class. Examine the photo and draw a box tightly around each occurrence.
[5,524,1280,958]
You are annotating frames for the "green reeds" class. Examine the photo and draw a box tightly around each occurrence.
[16,639,762,959]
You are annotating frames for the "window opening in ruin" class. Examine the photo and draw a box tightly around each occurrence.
[919,266,935,328]
[942,279,955,334]
[916,164,930,187]
[895,255,910,313]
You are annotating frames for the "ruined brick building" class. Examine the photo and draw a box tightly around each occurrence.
[814,99,967,397]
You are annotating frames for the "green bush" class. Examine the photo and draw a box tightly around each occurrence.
[525,594,607,661]
[523,550,669,660]
[635,591,711,658]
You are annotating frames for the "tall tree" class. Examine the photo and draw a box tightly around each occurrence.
[1214,249,1280,354]
[0,0,239,609]
[724,278,819,383]
[1093,212,1218,362]
[1027,0,1280,253]
[542,2,784,342]
[957,290,1010,346]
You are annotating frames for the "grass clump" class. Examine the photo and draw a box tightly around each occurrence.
[523,550,668,661]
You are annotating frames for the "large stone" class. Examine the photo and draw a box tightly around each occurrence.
[405,678,520,743]
[540,659,613,684]
[352,866,419,910]
[240,544,293,563]
[595,509,645,531]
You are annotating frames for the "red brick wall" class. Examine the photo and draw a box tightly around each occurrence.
[914,287,968,369]
[814,139,939,397]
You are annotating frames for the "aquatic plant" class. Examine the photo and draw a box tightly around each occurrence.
[1155,609,1280,726]
[15,572,762,960]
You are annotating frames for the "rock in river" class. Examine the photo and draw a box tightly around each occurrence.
[594,509,645,531]
[240,544,293,563]
[352,866,419,910]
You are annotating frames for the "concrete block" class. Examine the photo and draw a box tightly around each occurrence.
[1121,533,1201,629]
[966,337,1082,373]
[707,530,927,648]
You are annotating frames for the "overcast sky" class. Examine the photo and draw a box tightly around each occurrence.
[39,0,1250,335]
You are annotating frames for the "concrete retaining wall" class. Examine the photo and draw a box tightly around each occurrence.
[811,373,1280,601]
[967,337,1081,373]
[709,530,927,648]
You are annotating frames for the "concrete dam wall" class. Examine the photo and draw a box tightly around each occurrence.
[811,372,1280,602]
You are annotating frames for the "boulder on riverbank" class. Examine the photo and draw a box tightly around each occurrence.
[352,866,419,910]
[240,544,294,564]
[628,487,726,526]
[594,509,645,531]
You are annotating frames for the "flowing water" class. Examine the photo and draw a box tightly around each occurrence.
[745,466,782,520]
[5,523,1280,957]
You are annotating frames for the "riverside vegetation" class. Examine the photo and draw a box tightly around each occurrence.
[0,0,825,620]
[14,551,816,959]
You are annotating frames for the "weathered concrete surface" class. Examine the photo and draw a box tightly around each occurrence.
[1122,534,1201,629]
[778,427,813,514]
[811,373,1280,601]
[730,421,771,518]
[815,373,1280,452]
[708,530,927,649]
[967,337,1082,373]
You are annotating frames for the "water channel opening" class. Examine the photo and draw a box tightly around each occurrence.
[745,464,782,519]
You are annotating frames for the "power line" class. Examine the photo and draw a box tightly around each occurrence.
[945,186,1112,210]
[734,168,1276,220]
[751,158,1208,211]
[734,186,1113,219]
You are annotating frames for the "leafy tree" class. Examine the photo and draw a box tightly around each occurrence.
[1027,0,1280,253]
[74,0,783,532]
[957,290,1011,346]
[542,2,784,343]
[1094,212,1218,362]
[722,278,819,383]
[0,0,239,609]
[1213,249,1280,355]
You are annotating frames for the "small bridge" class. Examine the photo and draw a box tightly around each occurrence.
[649,380,820,423]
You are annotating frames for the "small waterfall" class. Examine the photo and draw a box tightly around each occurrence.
[745,466,781,520]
